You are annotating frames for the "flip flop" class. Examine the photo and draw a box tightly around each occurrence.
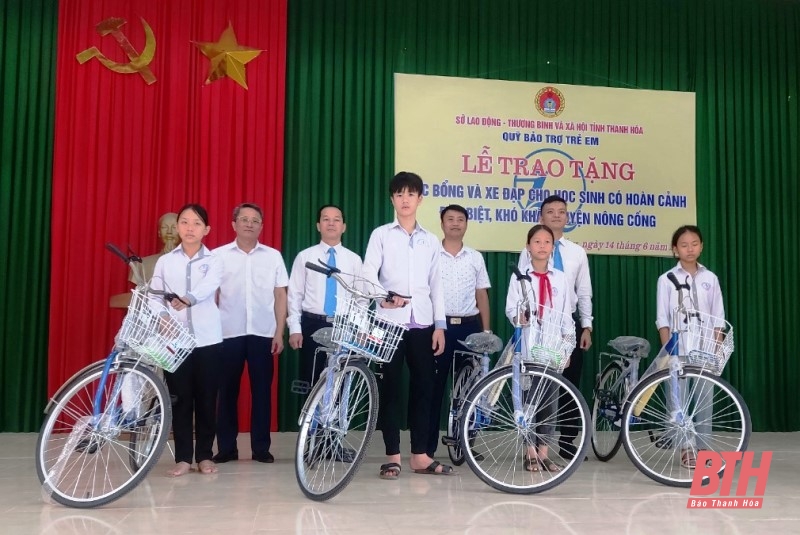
[412,460,456,476]
[379,462,401,480]
[681,450,697,469]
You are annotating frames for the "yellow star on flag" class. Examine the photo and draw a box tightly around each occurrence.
[193,22,262,89]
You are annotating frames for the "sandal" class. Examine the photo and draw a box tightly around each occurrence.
[538,457,562,472]
[523,457,541,472]
[412,460,456,476]
[681,449,697,469]
[379,462,401,480]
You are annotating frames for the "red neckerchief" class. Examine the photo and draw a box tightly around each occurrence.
[531,271,552,324]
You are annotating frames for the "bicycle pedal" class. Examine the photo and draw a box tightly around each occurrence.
[441,436,457,447]
[291,380,311,395]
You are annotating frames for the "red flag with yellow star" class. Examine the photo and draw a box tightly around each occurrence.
[50,0,287,432]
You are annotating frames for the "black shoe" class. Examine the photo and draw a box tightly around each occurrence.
[653,435,674,449]
[212,450,239,463]
[252,451,275,463]
[74,437,101,454]
[559,441,578,460]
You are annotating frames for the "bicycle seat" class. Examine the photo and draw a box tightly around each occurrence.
[311,327,337,349]
[458,332,504,354]
[608,336,651,358]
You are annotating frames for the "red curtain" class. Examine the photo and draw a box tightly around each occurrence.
[50,0,287,431]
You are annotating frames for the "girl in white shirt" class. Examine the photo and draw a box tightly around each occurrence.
[655,225,726,468]
[152,204,223,477]
[505,224,574,473]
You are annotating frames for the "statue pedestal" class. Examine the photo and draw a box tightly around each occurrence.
[109,292,131,309]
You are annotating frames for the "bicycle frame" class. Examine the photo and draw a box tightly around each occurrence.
[450,347,495,433]
[595,351,642,424]
[296,262,401,434]
[297,350,357,434]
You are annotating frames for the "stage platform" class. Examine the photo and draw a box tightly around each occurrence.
[1,432,796,534]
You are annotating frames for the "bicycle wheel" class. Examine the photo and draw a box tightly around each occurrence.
[295,359,378,501]
[36,362,171,508]
[621,367,751,487]
[591,362,625,461]
[459,364,590,494]
[447,361,479,466]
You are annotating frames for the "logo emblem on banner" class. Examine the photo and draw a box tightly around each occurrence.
[535,87,565,118]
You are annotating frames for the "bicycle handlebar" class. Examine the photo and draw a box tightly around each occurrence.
[509,263,531,324]
[666,271,699,328]
[666,272,690,292]
[510,264,531,282]
[106,242,187,305]
[304,261,411,303]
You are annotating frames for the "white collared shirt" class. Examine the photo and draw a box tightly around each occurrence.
[505,266,572,325]
[151,245,223,347]
[214,241,289,338]
[518,237,593,328]
[362,220,446,328]
[440,244,491,317]
[656,262,725,330]
[506,266,575,357]
[287,242,364,334]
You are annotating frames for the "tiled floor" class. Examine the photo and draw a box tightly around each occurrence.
[1,432,797,534]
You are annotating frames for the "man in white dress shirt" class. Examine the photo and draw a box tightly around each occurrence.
[518,194,593,460]
[428,204,491,458]
[213,203,288,464]
[287,205,363,389]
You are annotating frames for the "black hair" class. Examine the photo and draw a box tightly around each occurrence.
[671,225,704,247]
[540,194,568,213]
[317,204,345,223]
[526,224,555,244]
[440,204,469,221]
[232,202,264,222]
[177,203,210,226]
[389,171,424,195]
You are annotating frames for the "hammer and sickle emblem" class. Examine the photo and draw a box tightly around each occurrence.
[76,17,157,85]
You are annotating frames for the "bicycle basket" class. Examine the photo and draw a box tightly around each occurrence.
[681,310,734,375]
[331,295,407,363]
[117,288,197,373]
[524,308,577,373]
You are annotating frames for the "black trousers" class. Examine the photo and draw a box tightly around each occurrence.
[378,326,436,456]
[300,314,334,388]
[559,320,586,450]
[216,335,274,455]
[427,317,482,456]
[165,343,222,464]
